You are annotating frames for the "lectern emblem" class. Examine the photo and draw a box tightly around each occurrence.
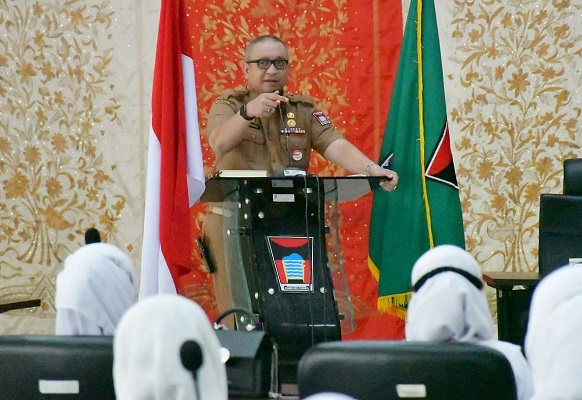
[266,236,313,292]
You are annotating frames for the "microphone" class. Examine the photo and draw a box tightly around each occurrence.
[276,100,293,169]
[180,340,203,399]
[275,96,307,175]
[84,228,101,244]
[180,340,203,372]
[277,100,289,135]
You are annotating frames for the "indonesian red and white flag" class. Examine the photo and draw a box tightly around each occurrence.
[139,0,205,298]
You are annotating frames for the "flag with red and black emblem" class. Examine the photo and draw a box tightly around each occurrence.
[368,0,465,320]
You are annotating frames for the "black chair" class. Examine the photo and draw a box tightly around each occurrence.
[538,193,582,277]
[563,158,582,195]
[297,340,517,400]
[0,335,115,399]
[538,158,582,278]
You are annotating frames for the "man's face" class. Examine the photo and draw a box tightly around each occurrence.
[243,39,290,95]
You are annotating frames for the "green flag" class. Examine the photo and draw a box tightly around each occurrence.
[368,0,465,319]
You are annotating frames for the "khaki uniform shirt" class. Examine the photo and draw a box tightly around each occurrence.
[206,88,344,175]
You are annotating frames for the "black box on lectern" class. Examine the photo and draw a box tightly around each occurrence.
[202,175,376,388]
[215,330,276,398]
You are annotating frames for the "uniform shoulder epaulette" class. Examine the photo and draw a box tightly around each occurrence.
[214,98,235,106]
[214,88,248,105]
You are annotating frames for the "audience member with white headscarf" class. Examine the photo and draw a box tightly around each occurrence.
[55,242,137,335]
[113,294,228,400]
[525,264,582,399]
[405,244,533,400]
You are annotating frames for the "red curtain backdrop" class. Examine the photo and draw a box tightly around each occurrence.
[176,0,404,339]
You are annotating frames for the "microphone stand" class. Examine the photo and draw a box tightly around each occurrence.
[180,340,203,400]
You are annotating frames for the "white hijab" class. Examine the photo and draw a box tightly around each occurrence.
[525,264,582,400]
[406,244,493,342]
[113,294,228,400]
[405,245,533,400]
[55,242,137,335]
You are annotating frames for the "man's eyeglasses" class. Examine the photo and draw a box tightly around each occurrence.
[246,59,289,70]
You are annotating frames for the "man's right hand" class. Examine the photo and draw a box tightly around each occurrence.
[246,90,289,118]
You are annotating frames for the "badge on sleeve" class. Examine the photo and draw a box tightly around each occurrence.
[312,111,331,126]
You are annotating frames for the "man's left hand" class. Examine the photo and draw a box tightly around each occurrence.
[369,164,399,192]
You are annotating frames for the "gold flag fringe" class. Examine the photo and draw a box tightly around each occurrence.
[369,256,411,319]
[378,292,411,320]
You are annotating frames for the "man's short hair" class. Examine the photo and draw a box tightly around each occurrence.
[245,35,287,60]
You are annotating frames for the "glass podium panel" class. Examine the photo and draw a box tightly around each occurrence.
[216,191,256,327]
[201,175,376,385]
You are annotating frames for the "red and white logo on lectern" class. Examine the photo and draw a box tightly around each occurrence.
[266,236,313,292]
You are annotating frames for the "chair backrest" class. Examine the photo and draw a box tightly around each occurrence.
[563,158,582,195]
[297,340,517,400]
[0,335,115,399]
[538,193,582,278]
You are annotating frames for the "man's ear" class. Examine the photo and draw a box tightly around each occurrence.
[242,60,249,78]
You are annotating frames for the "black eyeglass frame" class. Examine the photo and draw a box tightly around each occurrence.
[246,59,289,70]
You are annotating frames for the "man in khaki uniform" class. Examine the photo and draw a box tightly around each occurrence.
[204,35,399,324]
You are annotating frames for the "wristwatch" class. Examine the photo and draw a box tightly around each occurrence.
[239,104,254,121]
